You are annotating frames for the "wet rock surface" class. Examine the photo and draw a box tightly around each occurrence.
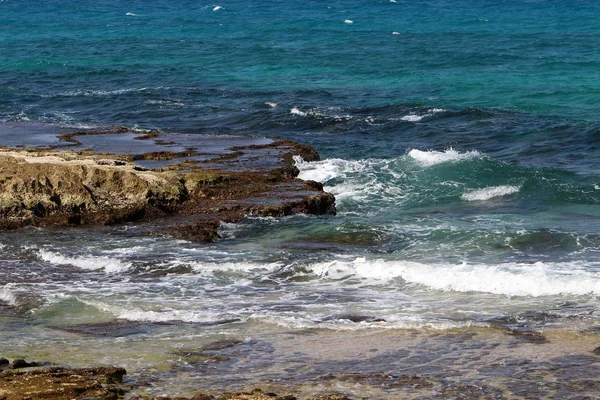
[129,388,352,400]
[0,124,335,241]
[0,361,127,400]
[3,327,600,399]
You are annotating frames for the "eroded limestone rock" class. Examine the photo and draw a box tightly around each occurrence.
[0,130,335,241]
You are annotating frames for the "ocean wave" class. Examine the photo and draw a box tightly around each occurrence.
[295,149,596,212]
[289,106,351,121]
[145,99,184,106]
[408,148,482,167]
[8,111,31,122]
[307,257,600,297]
[290,106,308,117]
[461,185,521,201]
[188,260,283,275]
[0,286,17,306]
[37,250,131,274]
[400,108,445,122]
[84,300,235,324]
[294,155,366,183]
[249,313,488,331]
[58,88,148,97]
[294,156,376,204]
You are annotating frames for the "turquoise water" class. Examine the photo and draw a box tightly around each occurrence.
[2,0,600,396]
[3,0,600,121]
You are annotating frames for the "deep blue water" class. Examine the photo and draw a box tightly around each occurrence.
[2,0,600,368]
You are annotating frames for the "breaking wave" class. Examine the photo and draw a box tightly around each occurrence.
[461,185,521,201]
[408,148,482,167]
[37,250,132,274]
[307,257,600,297]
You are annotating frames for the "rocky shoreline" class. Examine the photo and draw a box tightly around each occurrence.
[0,357,353,400]
[0,124,335,242]
[0,124,341,399]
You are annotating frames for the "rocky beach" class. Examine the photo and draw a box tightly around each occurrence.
[0,124,335,239]
[3,0,600,398]
[2,124,600,399]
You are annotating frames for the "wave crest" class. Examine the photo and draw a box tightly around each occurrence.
[308,257,600,297]
[37,250,131,274]
[408,148,482,167]
[461,185,521,201]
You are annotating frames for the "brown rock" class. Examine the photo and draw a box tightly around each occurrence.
[0,366,127,400]
[0,130,335,242]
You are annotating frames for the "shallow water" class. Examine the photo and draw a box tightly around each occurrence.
[2,0,600,397]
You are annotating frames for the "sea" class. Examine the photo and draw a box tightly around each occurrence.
[2,0,600,397]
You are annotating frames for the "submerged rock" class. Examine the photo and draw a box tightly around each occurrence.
[9,359,38,369]
[0,126,336,241]
[129,389,352,400]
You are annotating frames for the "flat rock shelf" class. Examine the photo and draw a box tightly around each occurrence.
[0,123,336,242]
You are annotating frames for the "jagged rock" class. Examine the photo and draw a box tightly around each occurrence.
[0,127,336,242]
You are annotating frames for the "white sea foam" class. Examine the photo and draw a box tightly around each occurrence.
[401,114,424,122]
[10,111,31,122]
[392,31,400,35]
[461,185,520,201]
[145,99,184,106]
[400,108,445,122]
[61,88,146,97]
[289,106,351,121]
[290,107,308,116]
[0,287,17,306]
[125,12,136,16]
[37,250,131,274]
[408,148,481,167]
[213,5,222,11]
[594,184,600,190]
[188,260,283,275]
[294,156,392,204]
[294,155,365,183]
[265,102,277,108]
[84,300,229,323]
[250,313,488,331]
[344,19,354,24]
[306,257,600,297]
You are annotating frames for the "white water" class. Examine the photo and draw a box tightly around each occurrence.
[0,286,17,306]
[37,249,132,274]
[307,257,600,297]
[408,148,482,167]
[461,185,521,201]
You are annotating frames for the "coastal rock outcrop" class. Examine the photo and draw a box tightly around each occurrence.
[0,126,335,241]
[0,153,184,228]
[0,363,127,400]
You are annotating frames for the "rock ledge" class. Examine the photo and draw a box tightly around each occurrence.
[0,125,335,241]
